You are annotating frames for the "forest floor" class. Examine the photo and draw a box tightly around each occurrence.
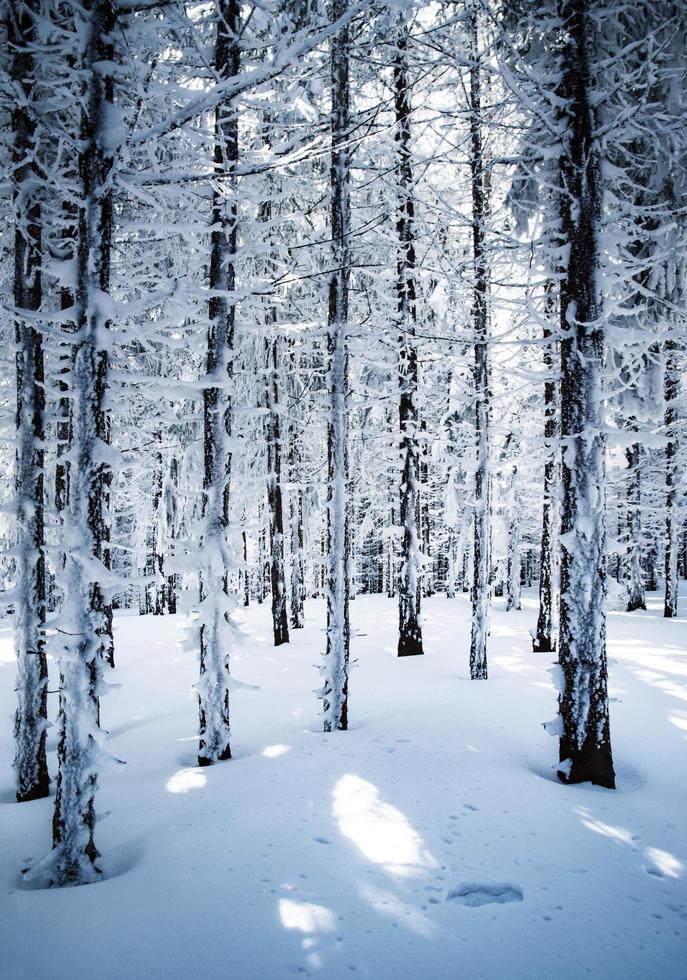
[1,588,686,980]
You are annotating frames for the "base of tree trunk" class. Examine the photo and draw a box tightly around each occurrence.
[532,636,557,653]
[398,634,423,657]
[198,746,232,767]
[16,779,50,804]
[557,744,615,789]
[626,599,646,612]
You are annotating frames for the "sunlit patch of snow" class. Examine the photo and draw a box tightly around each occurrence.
[165,768,207,794]
[0,637,15,664]
[278,899,335,933]
[333,774,437,877]
[262,744,291,758]
[644,847,684,879]
[576,808,635,846]
[492,655,534,673]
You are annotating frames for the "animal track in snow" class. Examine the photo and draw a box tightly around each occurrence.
[447,882,524,908]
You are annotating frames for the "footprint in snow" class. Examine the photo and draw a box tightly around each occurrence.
[447,883,524,908]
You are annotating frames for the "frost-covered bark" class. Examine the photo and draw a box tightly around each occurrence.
[394,22,423,658]
[287,416,305,629]
[468,13,490,681]
[142,432,165,616]
[664,338,679,618]
[556,0,615,789]
[625,441,646,611]
[322,0,350,732]
[11,0,50,803]
[264,327,289,646]
[49,0,119,884]
[533,319,559,652]
[197,0,240,766]
[505,458,521,612]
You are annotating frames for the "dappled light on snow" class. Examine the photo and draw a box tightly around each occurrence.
[165,767,207,794]
[262,744,291,758]
[668,714,687,735]
[332,774,437,876]
[644,847,684,879]
[576,808,635,846]
[492,654,535,674]
[278,899,335,933]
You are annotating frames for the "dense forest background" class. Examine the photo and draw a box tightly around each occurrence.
[1,0,686,896]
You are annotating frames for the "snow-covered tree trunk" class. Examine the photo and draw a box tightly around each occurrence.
[197,0,240,766]
[162,456,179,615]
[322,0,351,732]
[664,338,679,618]
[556,0,615,788]
[289,490,305,628]
[469,12,490,681]
[625,442,646,611]
[50,0,118,884]
[11,0,50,804]
[287,422,305,628]
[142,432,164,616]
[394,22,423,658]
[264,332,289,645]
[533,319,559,652]
[505,462,521,612]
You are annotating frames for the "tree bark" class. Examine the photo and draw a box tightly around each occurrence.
[469,12,490,680]
[556,0,615,789]
[197,0,240,767]
[51,0,118,884]
[322,0,351,732]
[264,333,289,645]
[625,441,646,611]
[10,0,50,804]
[394,22,423,657]
[533,317,559,652]
[664,338,679,617]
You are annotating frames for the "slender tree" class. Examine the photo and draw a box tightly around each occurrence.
[468,10,490,680]
[664,337,680,617]
[197,0,240,766]
[394,19,423,657]
[533,314,559,652]
[322,0,351,731]
[555,0,615,788]
[49,0,118,883]
[10,0,50,803]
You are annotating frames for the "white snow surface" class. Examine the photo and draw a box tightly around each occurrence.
[1,589,686,979]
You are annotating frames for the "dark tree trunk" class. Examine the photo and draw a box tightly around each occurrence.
[394,22,423,658]
[197,0,240,767]
[625,441,646,611]
[10,0,50,804]
[51,0,118,884]
[322,0,351,732]
[556,0,615,789]
[664,338,679,617]
[241,525,250,607]
[288,426,306,629]
[533,317,559,652]
[264,333,289,645]
[162,456,179,615]
[468,12,490,680]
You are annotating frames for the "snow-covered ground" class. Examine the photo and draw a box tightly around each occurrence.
[1,589,686,980]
